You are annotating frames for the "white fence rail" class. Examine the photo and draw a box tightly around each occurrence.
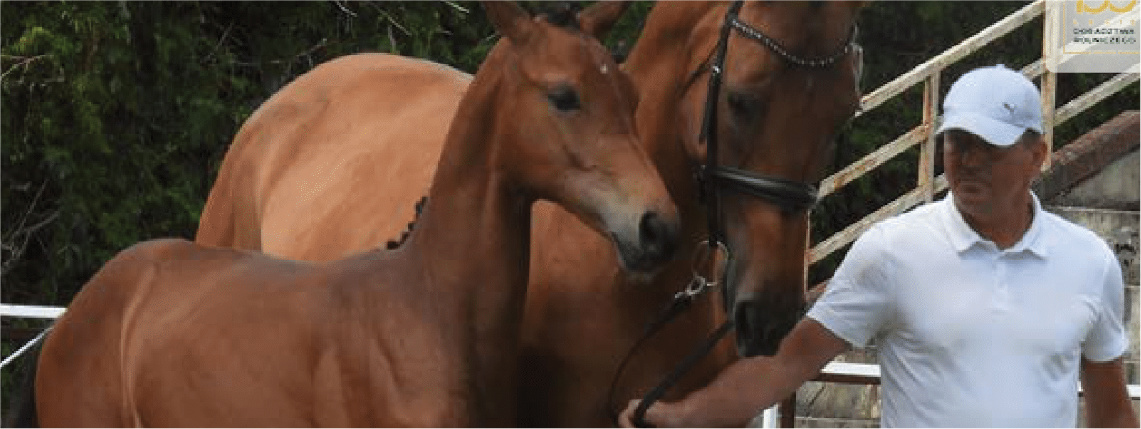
[2,304,65,320]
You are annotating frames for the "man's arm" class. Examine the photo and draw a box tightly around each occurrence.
[1081,357,1139,428]
[618,318,849,427]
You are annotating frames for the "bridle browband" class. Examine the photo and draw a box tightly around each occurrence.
[621,2,858,426]
[728,13,856,69]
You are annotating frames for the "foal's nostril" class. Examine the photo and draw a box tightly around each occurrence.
[638,211,678,265]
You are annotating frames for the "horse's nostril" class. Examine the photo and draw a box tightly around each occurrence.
[737,312,753,337]
[639,211,677,263]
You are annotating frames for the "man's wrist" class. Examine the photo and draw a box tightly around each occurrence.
[657,397,695,427]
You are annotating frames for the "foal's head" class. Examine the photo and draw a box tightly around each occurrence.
[672,1,864,356]
[482,1,678,274]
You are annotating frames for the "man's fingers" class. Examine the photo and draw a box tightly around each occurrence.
[618,399,643,428]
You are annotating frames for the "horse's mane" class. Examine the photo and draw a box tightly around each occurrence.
[384,196,428,250]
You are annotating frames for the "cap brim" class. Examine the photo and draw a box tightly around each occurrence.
[935,111,1025,147]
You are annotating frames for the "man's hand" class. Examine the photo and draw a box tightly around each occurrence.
[617,319,849,427]
[618,399,678,428]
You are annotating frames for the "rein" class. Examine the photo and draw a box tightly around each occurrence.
[615,2,858,426]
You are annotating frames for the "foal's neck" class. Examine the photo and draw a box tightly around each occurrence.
[391,50,530,424]
[406,51,531,324]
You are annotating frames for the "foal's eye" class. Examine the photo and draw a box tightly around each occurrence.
[547,87,582,112]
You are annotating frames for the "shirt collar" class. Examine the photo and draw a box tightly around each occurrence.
[941,191,1049,257]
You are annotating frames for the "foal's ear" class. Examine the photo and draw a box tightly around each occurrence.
[483,1,534,45]
[577,1,631,39]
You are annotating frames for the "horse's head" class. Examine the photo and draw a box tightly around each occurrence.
[482,1,679,274]
[674,1,864,357]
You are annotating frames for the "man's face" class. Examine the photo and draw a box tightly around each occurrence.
[943,130,1045,220]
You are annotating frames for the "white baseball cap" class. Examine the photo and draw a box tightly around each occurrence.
[935,65,1044,147]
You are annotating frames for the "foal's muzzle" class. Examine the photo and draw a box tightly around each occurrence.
[616,211,679,274]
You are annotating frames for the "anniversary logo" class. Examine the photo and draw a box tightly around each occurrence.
[1053,0,1139,72]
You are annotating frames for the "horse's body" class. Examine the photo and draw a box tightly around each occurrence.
[195,1,864,426]
[36,3,676,426]
[38,239,486,426]
[194,53,470,258]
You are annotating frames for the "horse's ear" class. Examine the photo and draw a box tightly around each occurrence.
[483,1,534,45]
[577,1,631,39]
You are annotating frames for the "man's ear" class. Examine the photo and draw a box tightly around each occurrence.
[1030,134,1049,169]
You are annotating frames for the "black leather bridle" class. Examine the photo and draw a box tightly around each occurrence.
[698,0,855,248]
[621,2,859,426]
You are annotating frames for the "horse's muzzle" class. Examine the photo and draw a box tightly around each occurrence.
[732,296,802,357]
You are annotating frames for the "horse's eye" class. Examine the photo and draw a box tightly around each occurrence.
[547,87,582,112]
[727,91,760,117]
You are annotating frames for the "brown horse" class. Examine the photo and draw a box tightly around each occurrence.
[35,2,677,427]
[195,1,864,426]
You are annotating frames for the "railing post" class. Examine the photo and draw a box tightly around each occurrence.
[780,393,797,427]
[1040,0,1060,170]
[918,73,940,203]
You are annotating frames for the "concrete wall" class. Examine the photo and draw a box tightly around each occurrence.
[1050,151,1140,211]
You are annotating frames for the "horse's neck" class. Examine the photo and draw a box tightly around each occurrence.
[623,3,729,328]
[394,62,529,421]
[624,3,713,247]
[624,2,711,189]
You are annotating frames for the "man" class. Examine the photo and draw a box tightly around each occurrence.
[620,65,1138,427]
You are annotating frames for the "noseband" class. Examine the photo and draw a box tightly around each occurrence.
[622,2,858,426]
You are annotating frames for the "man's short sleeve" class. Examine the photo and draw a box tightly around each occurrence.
[807,225,895,349]
[1082,253,1128,362]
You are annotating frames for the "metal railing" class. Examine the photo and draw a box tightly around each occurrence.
[808,0,1140,267]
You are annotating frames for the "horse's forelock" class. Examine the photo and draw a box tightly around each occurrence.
[535,2,582,31]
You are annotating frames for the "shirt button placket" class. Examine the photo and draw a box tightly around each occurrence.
[994,252,1011,309]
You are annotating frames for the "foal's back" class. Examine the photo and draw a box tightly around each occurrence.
[37,238,469,426]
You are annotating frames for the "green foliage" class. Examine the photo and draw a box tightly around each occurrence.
[0,1,499,308]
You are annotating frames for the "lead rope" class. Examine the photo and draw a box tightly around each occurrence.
[605,241,730,427]
[605,282,701,427]
[629,320,734,428]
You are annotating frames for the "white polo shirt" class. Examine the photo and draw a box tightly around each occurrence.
[807,192,1127,427]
